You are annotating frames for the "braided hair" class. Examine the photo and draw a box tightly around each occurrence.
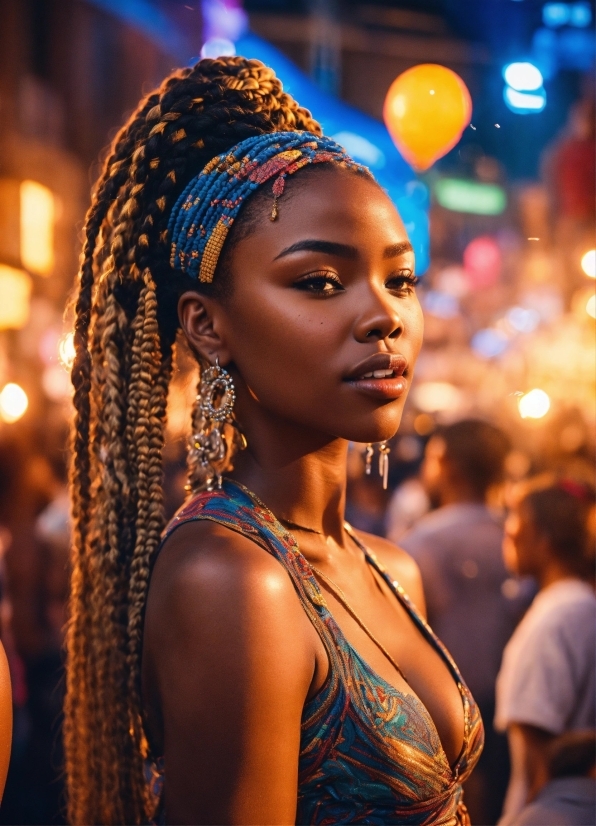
[65,56,321,826]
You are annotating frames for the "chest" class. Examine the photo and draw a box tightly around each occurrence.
[309,567,467,768]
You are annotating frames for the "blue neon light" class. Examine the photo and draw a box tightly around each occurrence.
[504,86,547,113]
[543,1,592,27]
[503,62,544,91]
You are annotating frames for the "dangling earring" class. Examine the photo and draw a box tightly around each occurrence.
[186,357,246,493]
[378,441,391,490]
[364,443,374,475]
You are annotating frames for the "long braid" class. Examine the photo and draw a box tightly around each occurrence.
[64,94,163,816]
[66,56,321,825]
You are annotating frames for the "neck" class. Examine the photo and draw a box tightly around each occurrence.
[538,560,582,591]
[439,485,485,508]
[229,413,349,546]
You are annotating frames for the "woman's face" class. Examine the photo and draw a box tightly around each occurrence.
[503,501,543,577]
[188,167,424,446]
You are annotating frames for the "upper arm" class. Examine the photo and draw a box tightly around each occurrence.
[143,522,316,825]
[0,641,11,800]
[508,723,553,803]
[359,533,427,619]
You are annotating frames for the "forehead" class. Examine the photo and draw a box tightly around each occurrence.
[235,165,410,258]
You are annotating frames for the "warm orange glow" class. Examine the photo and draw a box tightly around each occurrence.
[20,180,55,275]
[58,332,76,370]
[0,383,28,423]
[581,250,595,278]
[518,389,550,419]
[0,265,32,329]
[383,64,472,171]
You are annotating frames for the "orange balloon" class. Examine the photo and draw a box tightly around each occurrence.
[383,64,472,171]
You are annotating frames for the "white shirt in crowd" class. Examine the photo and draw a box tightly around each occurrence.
[495,578,596,824]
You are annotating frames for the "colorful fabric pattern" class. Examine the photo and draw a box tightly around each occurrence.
[150,480,484,824]
[167,131,369,283]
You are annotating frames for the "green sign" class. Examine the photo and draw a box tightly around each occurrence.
[434,178,507,215]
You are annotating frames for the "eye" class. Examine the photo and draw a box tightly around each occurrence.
[386,271,419,295]
[294,271,345,296]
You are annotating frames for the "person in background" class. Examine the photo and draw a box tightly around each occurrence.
[496,478,596,825]
[510,730,596,826]
[400,419,530,825]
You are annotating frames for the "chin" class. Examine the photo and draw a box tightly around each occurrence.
[337,406,405,444]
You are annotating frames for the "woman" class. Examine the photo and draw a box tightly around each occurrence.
[496,477,596,824]
[65,56,483,825]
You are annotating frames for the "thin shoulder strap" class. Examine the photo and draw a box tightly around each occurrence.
[343,522,465,684]
[162,480,333,625]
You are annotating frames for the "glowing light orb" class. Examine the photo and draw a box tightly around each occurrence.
[504,86,547,113]
[20,181,55,275]
[0,383,28,423]
[503,62,544,91]
[581,249,595,278]
[200,37,235,59]
[0,265,32,330]
[58,332,76,370]
[586,295,596,319]
[463,236,502,289]
[518,388,550,419]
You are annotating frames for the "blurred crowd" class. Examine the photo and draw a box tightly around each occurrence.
[0,2,594,824]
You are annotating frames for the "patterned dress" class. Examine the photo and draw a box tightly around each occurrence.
[147,480,484,825]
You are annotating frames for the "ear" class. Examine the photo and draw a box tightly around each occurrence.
[178,290,231,365]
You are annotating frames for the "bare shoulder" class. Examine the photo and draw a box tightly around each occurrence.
[142,519,319,823]
[351,528,427,617]
[146,517,315,648]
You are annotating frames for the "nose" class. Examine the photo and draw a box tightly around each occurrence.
[353,289,403,343]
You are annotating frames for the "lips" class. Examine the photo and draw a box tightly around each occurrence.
[345,353,408,382]
[344,353,409,400]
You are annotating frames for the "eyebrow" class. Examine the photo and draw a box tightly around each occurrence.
[273,239,414,261]
[383,241,414,259]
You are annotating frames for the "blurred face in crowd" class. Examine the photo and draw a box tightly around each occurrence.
[421,436,447,508]
[503,499,545,578]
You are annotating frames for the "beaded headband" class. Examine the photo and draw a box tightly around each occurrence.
[168,131,369,283]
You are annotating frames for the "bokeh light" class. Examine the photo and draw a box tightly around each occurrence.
[58,332,76,370]
[42,365,72,401]
[0,383,29,423]
[586,295,596,319]
[20,180,55,276]
[581,249,595,278]
[463,236,502,289]
[0,265,32,330]
[503,62,543,91]
[518,388,551,419]
[413,382,462,413]
[506,306,541,333]
[504,86,547,113]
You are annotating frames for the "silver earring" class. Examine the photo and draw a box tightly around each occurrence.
[186,358,246,493]
[364,443,374,475]
[378,441,391,490]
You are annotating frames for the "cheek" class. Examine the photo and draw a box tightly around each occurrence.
[224,288,343,394]
[407,298,424,359]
